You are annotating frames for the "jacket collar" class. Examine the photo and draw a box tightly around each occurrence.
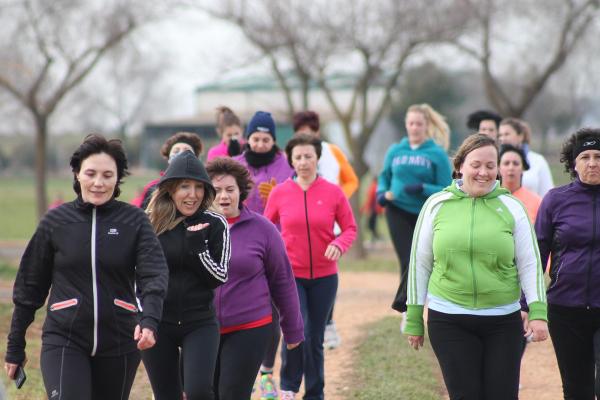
[74,195,118,211]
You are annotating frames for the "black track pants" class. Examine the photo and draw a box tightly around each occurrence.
[215,324,272,399]
[385,204,418,312]
[40,344,140,400]
[142,318,219,400]
[427,309,523,400]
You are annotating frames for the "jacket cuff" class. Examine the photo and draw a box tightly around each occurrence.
[140,294,163,328]
[404,305,425,336]
[282,328,305,346]
[527,301,548,322]
[139,316,159,333]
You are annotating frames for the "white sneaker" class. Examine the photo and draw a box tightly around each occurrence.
[280,390,296,400]
[400,312,407,333]
[324,321,341,349]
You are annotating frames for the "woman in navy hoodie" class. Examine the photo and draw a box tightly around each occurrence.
[207,157,304,400]
[535,128,600,399]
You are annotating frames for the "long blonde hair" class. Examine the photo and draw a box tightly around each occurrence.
[407,104,450,150]
[146,180,185,235]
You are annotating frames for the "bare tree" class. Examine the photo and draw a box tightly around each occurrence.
[207,0,472,256]
[453,0,600,118]
[0,0,163,218]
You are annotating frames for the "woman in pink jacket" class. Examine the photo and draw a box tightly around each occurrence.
[264,133,357,400]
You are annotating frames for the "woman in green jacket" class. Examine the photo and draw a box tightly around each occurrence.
[405,134,548,400]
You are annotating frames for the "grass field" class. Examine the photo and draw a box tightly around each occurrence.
[0,173,156,241]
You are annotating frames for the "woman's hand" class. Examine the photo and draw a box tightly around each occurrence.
[324,244,342,261]
[286,342,301,350]
[187,223,209,232]
[134,325,156,350]
[407,335,424,350]
[5,358,26,379]
[384,191,394,201]
[528,320,549,342]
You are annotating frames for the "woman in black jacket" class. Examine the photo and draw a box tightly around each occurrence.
[142,150,230,400]
[4,134,169,399]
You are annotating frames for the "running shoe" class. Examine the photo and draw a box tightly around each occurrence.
[324,321,341,349]
[260,373,278,400]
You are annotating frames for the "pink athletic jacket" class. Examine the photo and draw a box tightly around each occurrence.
[264,176,357,279]
[207,141,229,161]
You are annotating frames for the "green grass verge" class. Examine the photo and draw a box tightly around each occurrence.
[349,316,444,399]
[0,261,17,281]
[0,174,157,241]
[0,303,46,399]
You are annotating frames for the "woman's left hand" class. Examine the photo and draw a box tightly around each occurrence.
[528,320,549,342]
[286,342,301,350]
[187,223,209,232]
[134,325,156,350]
[324,244,342,261]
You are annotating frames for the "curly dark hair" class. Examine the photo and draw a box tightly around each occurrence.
[206,157,254,204]
[560,127,600,179]
[293,110,320,133]
[466,110,502,131]
[160,132,203,159]
[284,133,322,169]
[70,134,129,198]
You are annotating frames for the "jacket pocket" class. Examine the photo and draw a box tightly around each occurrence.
[113,298,138,313]
[49,298,79,312]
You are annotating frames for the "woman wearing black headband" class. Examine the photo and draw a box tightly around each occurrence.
[535,127,600,398]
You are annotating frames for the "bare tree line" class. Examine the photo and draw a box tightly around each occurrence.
[0,0,599,223]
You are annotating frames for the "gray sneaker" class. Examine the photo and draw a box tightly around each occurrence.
[324,321,341,349]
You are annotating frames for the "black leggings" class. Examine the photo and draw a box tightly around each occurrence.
[40,344,140,400]
[142,319,220,400]
[261,303,281,369]
[548,304,600,400]
[427,309,523,400]
[215,324,272,399]
[385,204,418,312]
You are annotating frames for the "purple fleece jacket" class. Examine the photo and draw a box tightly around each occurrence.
[214,206,304,344]
[234,151,294,214]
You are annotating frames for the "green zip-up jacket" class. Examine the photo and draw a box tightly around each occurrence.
[405,181,547,336]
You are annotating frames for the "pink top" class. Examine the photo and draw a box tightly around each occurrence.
[207,141,229,161]
[264,177,357,279]
[513,186,542,223]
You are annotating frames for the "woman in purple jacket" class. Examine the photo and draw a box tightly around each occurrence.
[207,157,304,400]
[535,127,600,399]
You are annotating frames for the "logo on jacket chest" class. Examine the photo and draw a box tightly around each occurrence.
[108,228,119,235]
[392,155,432,168]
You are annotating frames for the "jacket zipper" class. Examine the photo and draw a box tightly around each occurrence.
[303,191,314,279]
[470,198,478,308]
[587,192,597,308]
[91,207,99,356]
[178,226,185,325]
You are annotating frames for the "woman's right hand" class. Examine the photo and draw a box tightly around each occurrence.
[5,358,26,379]
[384,191,394,201]
[407,335,424,350]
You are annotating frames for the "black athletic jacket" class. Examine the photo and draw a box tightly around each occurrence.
[158,209,229,324]
[5,197,168,364]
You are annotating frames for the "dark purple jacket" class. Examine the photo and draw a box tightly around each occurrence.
[535,179,600,308]
[214,207,304,344]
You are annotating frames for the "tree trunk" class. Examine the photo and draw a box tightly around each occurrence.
[34,114,48,220]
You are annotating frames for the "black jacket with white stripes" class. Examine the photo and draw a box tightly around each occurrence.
[158,209,229,324]
[6,197,169,364]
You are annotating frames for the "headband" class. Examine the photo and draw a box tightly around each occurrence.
[573,138,600,159]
